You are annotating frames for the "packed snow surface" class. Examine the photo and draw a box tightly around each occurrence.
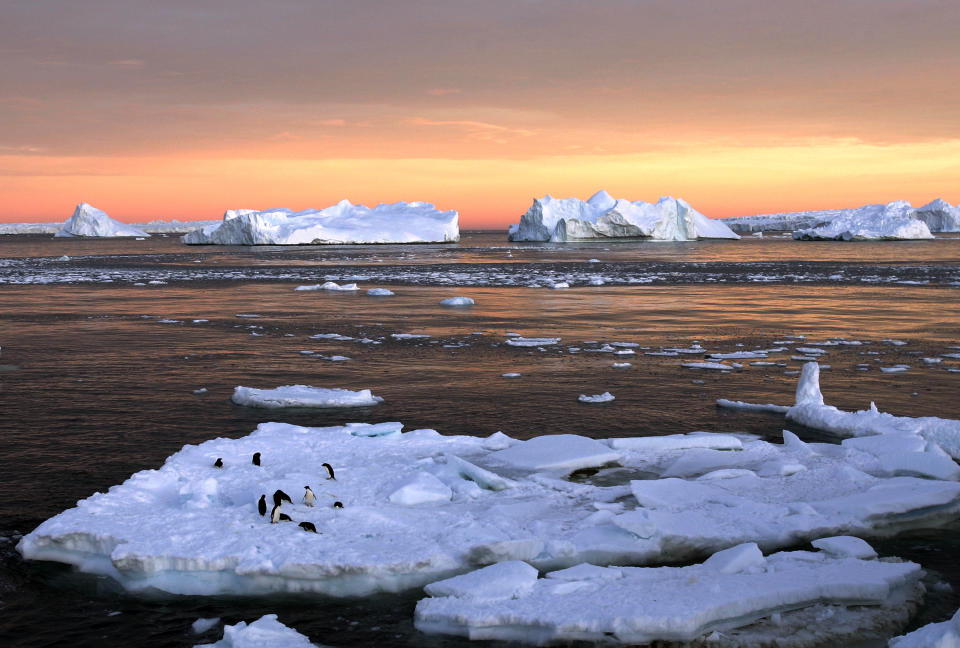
[792,201,934,241]
[231,385,383,409]
[507,190,739,242]
[889,607,960,648]
[195,614,318,647]
[182,201,459,245]
[17,421,960,597]
[415,542,923,645]
[55,203,150,238]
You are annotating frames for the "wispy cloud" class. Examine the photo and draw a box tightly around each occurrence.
[407,117,535,142]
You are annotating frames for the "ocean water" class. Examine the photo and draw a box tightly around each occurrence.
[1,230,959,646]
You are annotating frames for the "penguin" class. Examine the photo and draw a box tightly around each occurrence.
[303,486,315,507]
[333,501,343,509]
[257,494,267,516]
[273,489,292,508]
[252,452,261,466]
[298,521,318,533]
[214,458,223,468]
[322,463,336,480]
[270,505,291,523]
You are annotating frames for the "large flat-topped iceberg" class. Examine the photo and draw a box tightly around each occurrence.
[507,191,740,242]
[182,200,459,245]
[793,201,934,240]
[415,543,923,645]
[55,203,150,238]
[17,422,960,598]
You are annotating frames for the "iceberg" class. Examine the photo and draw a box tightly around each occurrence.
[17,421,960,598]
[415,541,923,645]
[195,614,318,647]
[913,198,960,233]
[231,385,383,409]
[55,203,150,238]
[182,200,459,245]
[792,201,934,240]
[507,191,740,242]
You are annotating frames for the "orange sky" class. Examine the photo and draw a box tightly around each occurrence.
[2,1,958,228]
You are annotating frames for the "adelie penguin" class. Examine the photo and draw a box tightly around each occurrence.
[257,494,267,517]
[303,486,315,507]
[333,501,344,509]
[252,452,261,466]
[270,505,291,523]
[322,463,336,480]
[214,458,223,468]
[298,521,318,533]
[273,489,292,508]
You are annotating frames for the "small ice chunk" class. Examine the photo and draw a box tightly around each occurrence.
[439,296,474,306]
[296,281,359,291]
[579,392,615,403]
[367,288,395,296]
[231,385,382,408]
[191,617,221,634]
[811,536,877,560]
[195,614,317,647]
[702,542,766,574]
[192,388,208,395]
[501,372,522,378]
[612,362,632,369]
[505,337,561,347]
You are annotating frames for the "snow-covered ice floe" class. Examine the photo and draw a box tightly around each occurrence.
[785,362,960,461]
[793,201,935,241]
[55,203,150,238]
[889,606,960,647]
[415,541,923,646]
[507,190,739,242]
[182,201,459,245]
[17,420,960,597]
[195,614,318,647]
[231,385,383,409]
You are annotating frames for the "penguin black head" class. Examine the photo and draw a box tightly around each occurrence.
[298,521,318,533]
[322,463,336,480]
[252,452,261,466]
[214,458,223,468]
[333,501,343,509]
[258,494,267,516]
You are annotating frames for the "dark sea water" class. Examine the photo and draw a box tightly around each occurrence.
[1,231,959,646]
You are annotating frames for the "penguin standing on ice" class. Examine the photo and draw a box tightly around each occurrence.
[298,521,318,533]
[322,463,336,480]
[273,489,292,508]
[271,505,291,523]
[257,494,267,516]
[252,452,261,466]
[333,501,343,509]
[303,486,315,507]
[214,458,223,468]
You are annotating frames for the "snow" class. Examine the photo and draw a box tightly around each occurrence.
[55,203,150,238]
[785,362,960,460]
[578,392,615,403]
[231,385,383,409]
[507,190,740,242]
[793,201,934,241]
[195,614,317,647]
[439,296,474,306]
[415,542,923,645]
[182,200,459,245]
[889,607,960,648]
[17,420,960,603]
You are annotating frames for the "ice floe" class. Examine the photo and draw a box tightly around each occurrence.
[195,614,317,647]
[182,201,459,245]
[55,203,150,238]
[415,541,923,646]
[18,421,960,599]
[507,190,739,242]
[504,337,561,347]
[231,385,382,409]
[889,606,960,647]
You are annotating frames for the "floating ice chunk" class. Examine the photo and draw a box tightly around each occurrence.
[716,399,790,414]
[490,434,621,475]
[415,546,922,645]
[501,372,522,378]
[608,433,742,452]
[504,337,561,347]
[889,606,960,648]
[295,281,358,291]
[923,357,943,364]
[881,365,910,373]
[423,561,538,601]
[439,296,474,306]
[811,536,877,560]
[231,385,382,408]
[55,203,150,238]
[192,388,208,395]
[183,200,459,245]
[550,282,569,289]
[366,288,394,296]
[708,351,768,360]
[683,362,735,371]
[195,614,317,647]
[309,333,354,341]
[508,192,739,242]
[192,617,220,634]
[388,472,453,506]
[391,333,430,340]
[578,392,615,403]
[611,362,632,369]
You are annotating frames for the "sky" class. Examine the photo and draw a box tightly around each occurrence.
[1,0,958,227]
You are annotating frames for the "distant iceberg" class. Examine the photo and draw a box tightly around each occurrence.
[507,191,740,242]
[55,203,150,238]
[793,201,934,241]
[913,198,960,232]
[182,200,459,245]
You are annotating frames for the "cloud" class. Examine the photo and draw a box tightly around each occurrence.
[407,117,536,142]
